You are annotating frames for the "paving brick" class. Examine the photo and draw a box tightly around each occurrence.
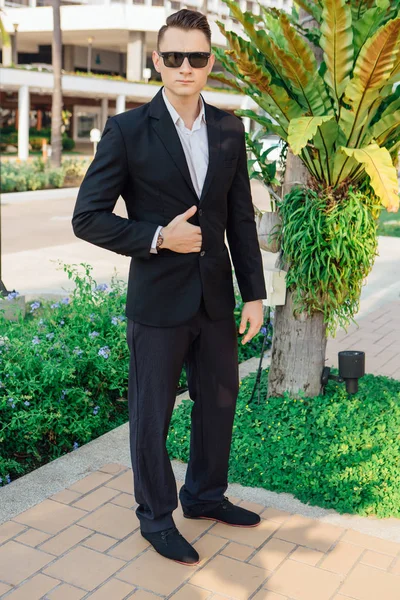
[273,515,344,552]
[42,545,126,592]
[290,546,324,566]
[0,521,26,544]
[49,490,82,505]
[210,516,279,547]
[77,502,140,539]
[360,550,394,570]
[339,563,400,600]
[81,533,117,552]
[249,538,295,570]
[221,541,254,561]
[110,493,136,508]
[260,508,291,523]
[14,527,52,547]
[0,540,54,585]
[341,530,400,557]
[189,554,271,599]
[12,499,87,535]
[104,470,134,494]
[253,592,288,600]
[2,573,59,600]
[80,577,135,599]
[319,541,364,575]
[68,471,114,494]
[39,524,92,555]
[44,583,87,599]
[169,583,212,599]
[265,559,341,600]
[72,485,121,511]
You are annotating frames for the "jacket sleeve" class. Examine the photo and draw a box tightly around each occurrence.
[226,121,267,302]
[71,116,158,259]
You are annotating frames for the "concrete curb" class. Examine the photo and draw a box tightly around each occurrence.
[2,351,400,543]
[1,187,80,205]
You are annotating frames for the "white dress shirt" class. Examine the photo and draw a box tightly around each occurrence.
[150,87,209,253]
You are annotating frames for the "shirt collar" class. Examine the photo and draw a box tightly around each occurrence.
[162,86,206,129]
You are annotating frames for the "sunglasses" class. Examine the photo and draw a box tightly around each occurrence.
[157,51,211,68]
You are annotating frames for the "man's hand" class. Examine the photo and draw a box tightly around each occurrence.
[239,300,264,345]
[162,205,202,253]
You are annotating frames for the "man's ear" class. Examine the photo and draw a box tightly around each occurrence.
[152,50,161,73]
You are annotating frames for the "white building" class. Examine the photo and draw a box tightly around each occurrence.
[0,0,292,158]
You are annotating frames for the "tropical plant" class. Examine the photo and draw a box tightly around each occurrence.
[210,0,400,397]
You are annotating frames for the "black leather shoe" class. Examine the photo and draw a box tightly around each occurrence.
[141,526,200,565]
[183,495,261,527]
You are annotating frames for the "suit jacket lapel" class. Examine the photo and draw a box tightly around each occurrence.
[149,87,221,206]
[199,96,220,206]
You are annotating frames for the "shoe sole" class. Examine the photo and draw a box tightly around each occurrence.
[183,514,261,527]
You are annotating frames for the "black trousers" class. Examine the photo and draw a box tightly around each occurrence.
[126,296,239,533]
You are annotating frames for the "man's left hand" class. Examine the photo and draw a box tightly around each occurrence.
[238,300,264,345]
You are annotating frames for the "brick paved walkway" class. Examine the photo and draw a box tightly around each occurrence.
[326,299,400,380]
[0,463,399,600]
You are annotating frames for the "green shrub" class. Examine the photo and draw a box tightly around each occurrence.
[62,136,75,151]
[48,168,65,188]
[29,137,47,152]
[167,368,400,518]
[0,263,269,486]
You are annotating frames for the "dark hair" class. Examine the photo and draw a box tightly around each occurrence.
[157,9,211,51]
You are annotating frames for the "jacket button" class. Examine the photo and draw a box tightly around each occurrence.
[200,250,205,257]
[199,209,203,216]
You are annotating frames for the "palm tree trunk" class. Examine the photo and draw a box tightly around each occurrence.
[51,0,63,168]
[267,10,327,398]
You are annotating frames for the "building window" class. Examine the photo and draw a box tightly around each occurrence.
[171,1,180,8]
[76,111,99,140]
[152,0,164,5]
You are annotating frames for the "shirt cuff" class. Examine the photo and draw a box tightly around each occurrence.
[150,225,163,254]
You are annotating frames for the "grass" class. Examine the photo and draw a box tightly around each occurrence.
[167,367,400,518]
[378,208,400,238]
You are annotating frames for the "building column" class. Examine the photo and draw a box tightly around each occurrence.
[116,95,126,115]
[127,31,145,81]
[2,44,12,67]
[101,98,108,130]
[29,0,37,5]
[18,85,30,161]
[63,45,75,71]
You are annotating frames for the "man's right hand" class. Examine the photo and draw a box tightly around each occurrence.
[161,205,202,253]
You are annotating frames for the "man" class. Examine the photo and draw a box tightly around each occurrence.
[72,8,267,566]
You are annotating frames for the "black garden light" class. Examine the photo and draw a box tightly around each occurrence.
[321,350,365,395]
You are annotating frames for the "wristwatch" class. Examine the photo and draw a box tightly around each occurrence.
[156,227,164,250]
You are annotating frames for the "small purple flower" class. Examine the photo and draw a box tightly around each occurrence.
[30,301,40,313]
[59,320,65,326]
[89,313,96,322]
[46,332,55,340]
[89,331,99,338]
[24,400,30,406]
[73,441,79,450]
[6,474,11,484]
[93,405,100,415]
[6,291,20,300]
[98,345,110,359]
[73,347,83,356]
[260,326,267,336]
[111,316,119,325]
[32,336,40,345]
[61,297,70,305]
[8,397,14,403]
[95,283,108,292]
[51,302,60,309]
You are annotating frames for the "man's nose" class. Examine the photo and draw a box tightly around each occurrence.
[180,57,192,71]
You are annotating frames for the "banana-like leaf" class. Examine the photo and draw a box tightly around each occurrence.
[294,0,322,22]
[207,72,244,93]
[320,0,353,111]
[288,115,334,155]
[312,117,341,185]
[352,6,388,62]
[340,17,400,148]
[370,110,400,146]
[234,109,287,138]
[280,11,318,75]
[341,143,399,212]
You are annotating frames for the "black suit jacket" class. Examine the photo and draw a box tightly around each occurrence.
[72,85,266,327]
